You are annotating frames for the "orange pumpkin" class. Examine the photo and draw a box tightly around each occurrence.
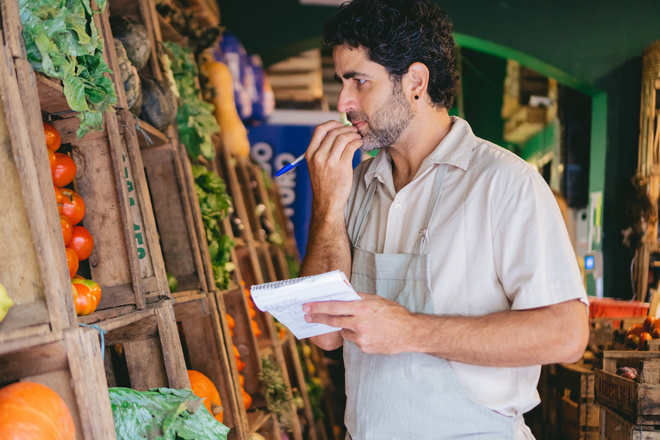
[187,370,223,424]
[0,381,75,440]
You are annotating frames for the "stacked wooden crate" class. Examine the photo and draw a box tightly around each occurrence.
[633,42,660,303]
[595,350,660,439]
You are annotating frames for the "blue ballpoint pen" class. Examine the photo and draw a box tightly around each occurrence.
[274,112,352,177]
[275,153,306,177]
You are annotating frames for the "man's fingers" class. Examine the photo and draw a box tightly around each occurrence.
[308,120,346,155]
[303,299,360,316]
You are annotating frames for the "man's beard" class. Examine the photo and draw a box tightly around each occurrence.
[348,82,414,152]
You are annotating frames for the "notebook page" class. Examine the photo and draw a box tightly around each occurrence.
[250,270,360,339]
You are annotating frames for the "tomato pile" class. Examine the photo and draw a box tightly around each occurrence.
[624,315,660,350]
[44,121,100,316]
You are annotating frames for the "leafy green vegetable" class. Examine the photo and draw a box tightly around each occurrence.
[109,387,229,440]
[20,0,117,138]
[192,165,235,290]
[164,41,219,161]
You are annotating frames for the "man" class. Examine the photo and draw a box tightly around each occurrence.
[299,0,589,438]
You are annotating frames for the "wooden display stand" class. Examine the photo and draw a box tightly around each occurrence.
[557,362,600,440]
[634,42,660,303]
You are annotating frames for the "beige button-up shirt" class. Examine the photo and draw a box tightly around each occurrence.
[345,116,587,419]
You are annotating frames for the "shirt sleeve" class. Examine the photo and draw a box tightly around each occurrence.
[492,167,588,311]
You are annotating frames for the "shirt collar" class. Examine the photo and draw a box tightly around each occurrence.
[363,116,479,186]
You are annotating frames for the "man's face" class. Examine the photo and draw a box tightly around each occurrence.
[333,45,414,152]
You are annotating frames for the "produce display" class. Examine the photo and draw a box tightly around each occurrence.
[43,121,101,316]
[192,165,235,290]
[20,0,117,137]
[623,315,660,350]
[108,387,229,440]
[113,39,142,113]
[165,42,219,161]
[0,381,75,439]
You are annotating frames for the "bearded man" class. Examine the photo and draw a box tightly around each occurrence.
[299,1,589,438]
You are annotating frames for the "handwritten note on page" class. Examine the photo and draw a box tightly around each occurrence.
[250,270,361,339]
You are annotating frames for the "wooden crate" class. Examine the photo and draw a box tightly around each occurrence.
[173,290,249,439]
[600,406,660,440]
[100,300,189,391]
[139,142,211,293]
[558,362,600,440]
[224,287,265,408]
[0,327,116,440]
[595,350,660,425]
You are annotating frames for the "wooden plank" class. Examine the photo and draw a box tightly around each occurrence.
[65,328,117,440]
[0,0,26,59]
[135,118,171,149]
[155,301,190,390]
[0,44,75,338]
[124,337,169,390]
[35,73,72,115]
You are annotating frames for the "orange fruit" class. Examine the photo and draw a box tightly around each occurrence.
[187,370,223,423]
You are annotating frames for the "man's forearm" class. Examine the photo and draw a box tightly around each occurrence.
[409,299,589,367]
[299,207,352,351]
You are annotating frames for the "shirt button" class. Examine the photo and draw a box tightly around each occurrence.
[394,203,402,211]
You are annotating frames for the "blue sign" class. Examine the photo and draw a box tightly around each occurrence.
[248,110,362,259]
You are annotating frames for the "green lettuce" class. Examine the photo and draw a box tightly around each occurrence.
[109,387,229,440]
[20,0,117,138]
[192,165,235,290]
[164,41,219,161]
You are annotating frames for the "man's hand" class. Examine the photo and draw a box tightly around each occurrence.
[306,120,362,217]
[303,293,416,355]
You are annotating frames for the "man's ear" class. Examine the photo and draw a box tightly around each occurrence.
[404,62,430,102]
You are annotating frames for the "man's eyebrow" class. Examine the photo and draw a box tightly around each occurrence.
[334,71,366,83]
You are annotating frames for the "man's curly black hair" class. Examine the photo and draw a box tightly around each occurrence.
[322,0,459,109]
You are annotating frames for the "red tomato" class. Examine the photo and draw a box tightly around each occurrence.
[72,282,96,315]
[54,185,64,214]
[68,226,94,261]
[48,149,56,176]
[71,277,102,308]
[52,153,76,187]
[59,188,85,225]
[43,121,61,152]
[65,247,79,278]
[60,214,73,245]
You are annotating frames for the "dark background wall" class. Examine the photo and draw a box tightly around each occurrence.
[217,0,660,298]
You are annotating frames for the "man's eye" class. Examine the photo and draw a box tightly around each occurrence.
[356,78,366,85]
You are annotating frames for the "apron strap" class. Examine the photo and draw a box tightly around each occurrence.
[417,164,449,255]
[352,177,379,248]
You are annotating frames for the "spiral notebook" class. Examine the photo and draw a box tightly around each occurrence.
[250,270,360,339]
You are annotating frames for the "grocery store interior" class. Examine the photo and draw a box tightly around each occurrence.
[1,0,660,439]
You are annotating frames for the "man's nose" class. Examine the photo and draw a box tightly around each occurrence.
[336,87,355,113]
